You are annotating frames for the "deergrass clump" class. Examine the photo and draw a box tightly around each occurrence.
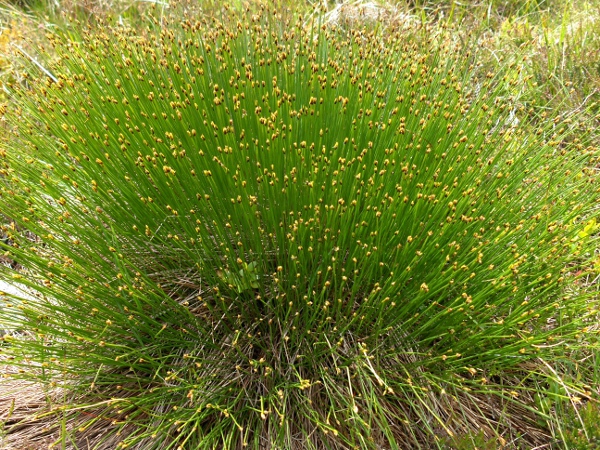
[0,7,598,449]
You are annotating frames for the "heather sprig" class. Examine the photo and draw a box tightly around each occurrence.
[0,7,598,449]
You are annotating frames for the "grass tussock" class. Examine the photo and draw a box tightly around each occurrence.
[0,1,599,449]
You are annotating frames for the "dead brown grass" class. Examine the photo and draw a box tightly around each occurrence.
[318,0,420,31]
[0,356,138,450]
[1,358,59,450]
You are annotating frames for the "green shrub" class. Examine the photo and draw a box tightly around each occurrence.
[561,400,600,449]
[0,7,598,449]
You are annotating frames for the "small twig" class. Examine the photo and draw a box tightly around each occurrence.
[12,44,58,83]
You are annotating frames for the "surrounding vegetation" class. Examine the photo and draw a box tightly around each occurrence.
[0,0,599,449]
